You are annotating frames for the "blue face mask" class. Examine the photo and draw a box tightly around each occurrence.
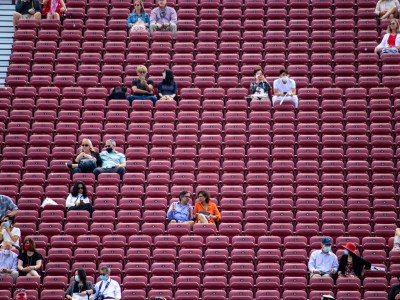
[343,249,349,255]
[3,221,9,228]
[74,275,80,282]
[323,246,331,253]
[100,275,108,281]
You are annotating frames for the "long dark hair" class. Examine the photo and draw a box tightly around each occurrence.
[71,181,87,198]
[197,190,210,204]
[76,268,87,284]
[22,237,36,253]
[162,69,174,85]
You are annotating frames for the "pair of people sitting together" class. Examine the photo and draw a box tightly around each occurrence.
[249,68,298,108]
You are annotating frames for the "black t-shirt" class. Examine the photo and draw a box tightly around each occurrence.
[73,282,90,294]
[18,251,42,275]
[132,79,154,96]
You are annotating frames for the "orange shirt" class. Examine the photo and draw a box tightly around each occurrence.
[193,201,221,224]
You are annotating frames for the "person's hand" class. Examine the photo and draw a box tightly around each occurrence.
[60,6,66,12]
[156,23,162,29]
[329,268,335,274]
[171,203,176,213]
[287,92,292,96]
[313,270,320,274]
[80,291,87,296]
[28,8,35,14]
[195,213,198,217]
[395,294,400,300]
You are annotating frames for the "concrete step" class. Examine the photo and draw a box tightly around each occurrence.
[0,5,14,10]
[0,15,13,22]
[0,79,5,87]
[0,32,13,38]
[0,55,10,61]
[0,50,11,55]
[0,27,14,33]
[0,67,8,73]
[0,61,10,67]
[0,44,12,50]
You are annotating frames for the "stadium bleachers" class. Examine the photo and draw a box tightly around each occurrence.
[1,0,400,298]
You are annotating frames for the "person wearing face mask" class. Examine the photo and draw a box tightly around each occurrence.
[93,139,126,180]
[0,215,21,249]
[15,289,28,300]
[272,69,299,108]
[65,268,95,300]
[90,266,121,300]
[17,238,42,277]
[158,69,177,101]
[149,0,177,36]
[308,237,338,278]
[337,242,371,279]
[389,273,400,300]
[249,67,272,101]
[65,181,94,215]
[167,191,194,227]
[0,241,18,283]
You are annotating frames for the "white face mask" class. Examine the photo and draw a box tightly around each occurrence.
[3,250,10,256]
[281,76,288,82]
[162,72,166,79]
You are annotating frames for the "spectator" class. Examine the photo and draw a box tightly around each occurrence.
[90,266,121,300]
[65,268,96,300]
[375,19,400,56]
[0,241,18,283]
[66,138,102,175]
[127,0,150,32]
[15,289,27,300]
[65,181,94,215]
[308,237,339,278]
[194,190,221,224]
[93,139,126,180]
[337,242,371,278]
[13,0,41,31]
[389,273,400,300]
[375,0,400,19]
[394,228,400,250]
[158,69,177,101]
[167,191,194,227]
[150,0,177,36]
[0,195,18,220]
[0,215,21,249]
[41,0,66,20]
[249,67,272,100]
[127,65,157,104]
[272,69,298,108]
[17,237,42,277]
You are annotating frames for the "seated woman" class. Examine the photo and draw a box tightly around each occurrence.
[338,242,371,279]
[41,0,67,20]
[375,19,400,57]
[66,138,101,175]
[249,67,272,101]
[64,268,95,300]
[0,215,21,250]
[18,238,42,277]
[194,190,221,224]
[65,181,94,215]
[127,0,150,33]
[158,69,177,101]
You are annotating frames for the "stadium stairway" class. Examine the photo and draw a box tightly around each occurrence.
[0,0,14,87]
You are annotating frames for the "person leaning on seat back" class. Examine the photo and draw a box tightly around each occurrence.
[308,237,339,278]
[272,69,299,108]
[248,67,272,101]
[93,139,126,180]
[149,0,177,36]
[127,65,158,104]
[375,19,400,57]
[127,0,150,33]
[375,0,400,20]
[13,0,42,31]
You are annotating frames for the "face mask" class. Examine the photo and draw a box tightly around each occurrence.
[162,72,166,79]
[343,249,349,255]
[23,244,30,251]
[3,250,10,256]
[100,275,108,281]
[75,275,80,282]
[106,147,113,153]
[282,76,288,82]
[3,221,9,228]
[17,297,26,300]
[323,246,331,253]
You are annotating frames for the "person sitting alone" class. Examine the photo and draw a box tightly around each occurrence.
[249,67,272,101]
[150,0,177,36]
[93,139,126,180]
[41,0,66,20]
[308,237,338,278]
[375,0,400,19]
[167,191,194,227]
[158,69,177,101]
[127,65,157,104]
[66,138,102,175]
[272,69,298,108]
[127,0,150,33]
[13,0,41,31]
[65,181,94,215]
[375,19,400,57]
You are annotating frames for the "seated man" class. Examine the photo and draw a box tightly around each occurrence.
[150,0,177,36]
[167,191,194,227]
[0,241,19,283]
[127,65,157,104]
[248,67,272,100]
[308,237,339,278]
[13,0,41,31]
[272,69,299,108]
[93,139,126,180]
[375,0,400,19]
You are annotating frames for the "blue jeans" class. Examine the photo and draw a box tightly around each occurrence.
[72,160,97,174]
[127,95,157,104]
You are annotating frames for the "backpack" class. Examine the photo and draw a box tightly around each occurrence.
[108,86,127,100]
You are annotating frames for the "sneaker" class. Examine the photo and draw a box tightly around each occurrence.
[66,163,73,169]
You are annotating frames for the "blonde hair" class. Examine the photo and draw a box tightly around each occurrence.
[133,0,145,13]
[136,65,148,74]
[387,19,400,33]
[81,138,95,152]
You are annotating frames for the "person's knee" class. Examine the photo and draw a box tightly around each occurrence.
[72,168,81,174]
[170,219,177,223]
[116,167,126,175]
[93,167,102,175]
[395,228,400,236]
[34,12,41,20]
[13,12,21,18]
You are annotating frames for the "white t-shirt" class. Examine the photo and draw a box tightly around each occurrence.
[1,227,21,247]
[65,193,90,208]
[273,78,296,94]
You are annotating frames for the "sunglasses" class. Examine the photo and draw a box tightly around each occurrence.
[82,144,89,147]
[16,289,26,292]
[138,71,146,74]
[135,3,141,6]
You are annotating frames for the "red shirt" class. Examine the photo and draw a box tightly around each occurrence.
[388,34,397,47]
